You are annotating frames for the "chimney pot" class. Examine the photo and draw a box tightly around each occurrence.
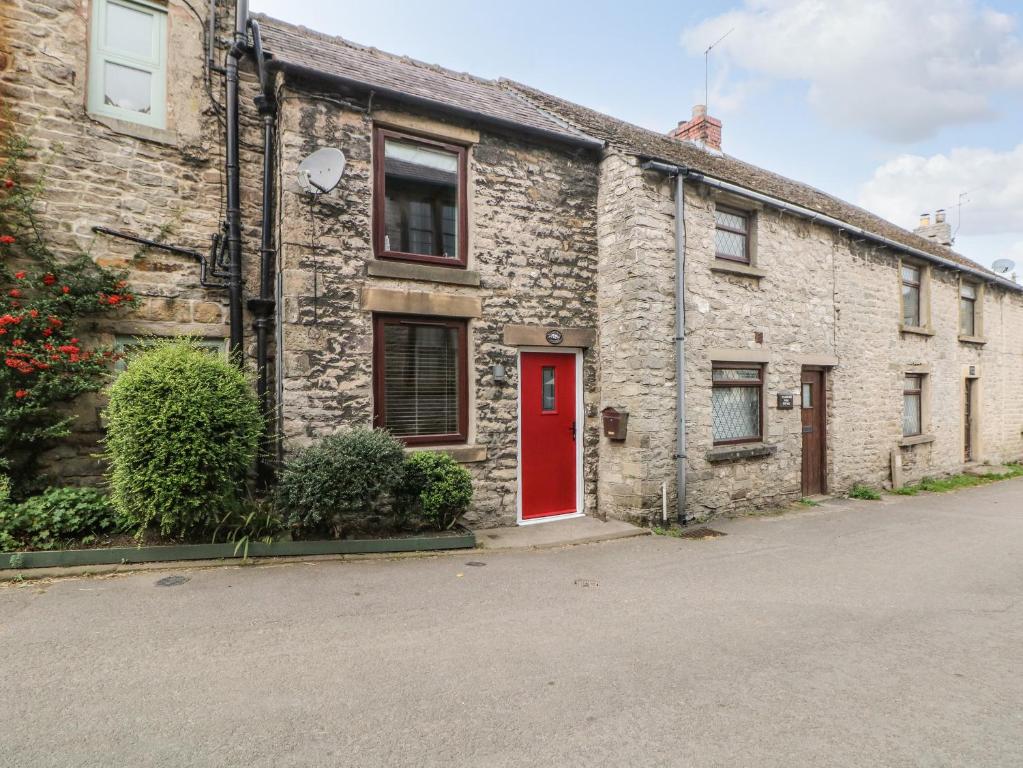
[693,104,707,118]
[668,104,722,152]
[935,209,946,224]
[919,213,931,227]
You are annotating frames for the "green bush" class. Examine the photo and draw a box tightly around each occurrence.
[276,429,406,538]
[0,486,117,551]
[105,339,261,538]
[395,452,473,530]
[848,484,882,501]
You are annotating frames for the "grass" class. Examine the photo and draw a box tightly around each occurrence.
[891,463,1023,496]
[798,497,822,507]
[848,484,882,501]
[651,526,685,538]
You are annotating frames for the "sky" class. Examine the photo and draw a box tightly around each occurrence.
[249,0,1023,271]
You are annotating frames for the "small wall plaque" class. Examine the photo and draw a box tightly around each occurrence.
[545,329,564,345]
[777,392,794,410]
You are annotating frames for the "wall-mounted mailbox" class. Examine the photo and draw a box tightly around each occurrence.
[601,407,628,441]
[777,392,794,410]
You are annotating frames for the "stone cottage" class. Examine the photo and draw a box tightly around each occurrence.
[1,0,1020,527]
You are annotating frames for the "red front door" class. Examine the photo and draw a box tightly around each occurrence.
[520,351,577,521]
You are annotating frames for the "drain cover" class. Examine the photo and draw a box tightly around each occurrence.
[677,527,726,540]
[465,561,487,567]
[155,575,189,587]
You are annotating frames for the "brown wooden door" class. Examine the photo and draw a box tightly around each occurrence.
[964,378,974,462]
[801,368,827,495]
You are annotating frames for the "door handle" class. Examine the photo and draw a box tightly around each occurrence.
[570,421,576,440]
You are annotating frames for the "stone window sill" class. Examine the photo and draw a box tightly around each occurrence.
[366,259,481,287]
[958,335,987,346]
[705,442,777,462]
[89,113,179,147]
[900,325,934,337]
[711,259,767,279]
[405,444,487,464]
[899,433,935,447]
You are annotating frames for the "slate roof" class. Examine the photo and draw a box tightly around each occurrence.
[254,15,597,147]
[503,81,1002,280]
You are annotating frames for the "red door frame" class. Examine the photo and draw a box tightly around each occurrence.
[517,347,583,524]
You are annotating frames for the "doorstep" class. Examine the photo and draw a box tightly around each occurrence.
[475,517,649,551]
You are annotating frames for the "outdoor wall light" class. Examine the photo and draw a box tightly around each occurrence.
[492,363,507,383]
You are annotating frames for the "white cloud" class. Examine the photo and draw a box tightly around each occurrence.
[682,0,1023,142]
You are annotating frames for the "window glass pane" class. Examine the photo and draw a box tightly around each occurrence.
[712,367,760,382]
[902,283,920,326]
[904,375,921,392]
[715,209,746,232]
[903,393,921,436]
[383,323,460,437]
[960,297,975,336]
[383,138,459,258]
[714,228,747,261]
[901,265,920,284]
[104,61,152,114]
[105,2,155,59]
[713,386,761,442]
[801,383,812,408]
[960,283,976,300]
[541,367,556,411]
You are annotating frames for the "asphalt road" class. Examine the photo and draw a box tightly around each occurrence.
[2,479,1022,767]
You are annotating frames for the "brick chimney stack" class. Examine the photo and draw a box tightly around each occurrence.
[668,104,722,151]
[913,209,952,246]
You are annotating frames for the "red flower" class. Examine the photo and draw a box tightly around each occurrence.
[14,271,26,279]
[0,235,14,245]
[107,294,121,305]
[12,339,24,347]
[8,289,21,298]
[15,389,27,399]
[61,285,70,294]
[28,309,38,318]
[48,316,62,327]
[3,179,14,189]
[70,338,79,344]
[42,328,52,337]
[42,273,56,286]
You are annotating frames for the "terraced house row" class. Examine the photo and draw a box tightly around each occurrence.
[2,0,1021,527]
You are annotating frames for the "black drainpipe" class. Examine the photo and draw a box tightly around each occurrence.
[246,17,277,486]
[224,0,248,359]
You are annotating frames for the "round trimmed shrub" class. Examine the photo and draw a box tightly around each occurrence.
[395,452,473,530]
[105,339,261,538]
[276,429,406,538]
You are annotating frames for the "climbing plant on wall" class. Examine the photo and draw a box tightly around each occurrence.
[0,133,136,496]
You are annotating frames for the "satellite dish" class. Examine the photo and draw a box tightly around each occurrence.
[992,258,1016,274]
[297,148,346,194]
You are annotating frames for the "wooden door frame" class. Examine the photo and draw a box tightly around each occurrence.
[801,366,828,495]
[516,347,585,526]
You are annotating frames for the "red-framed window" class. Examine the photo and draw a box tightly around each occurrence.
[712,362,764,445]
[372,315,468,444]
[373,127,468,268]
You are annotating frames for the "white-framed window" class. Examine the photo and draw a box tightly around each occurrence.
[88,0,168,129]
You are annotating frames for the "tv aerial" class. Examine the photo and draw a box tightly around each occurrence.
[297,148,346,194]
[992,258,1015,275]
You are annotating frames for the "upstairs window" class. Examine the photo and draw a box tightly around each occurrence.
[373,316,468,444]
[901,264,922,327]
[903,374,923,437]
[374,129,467,268]
[714,206,750,263]
[88,0,168,129]
[712,363,763,445]
[959,282,978,336]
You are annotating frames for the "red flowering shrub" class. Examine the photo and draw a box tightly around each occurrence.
[1,134,137,496]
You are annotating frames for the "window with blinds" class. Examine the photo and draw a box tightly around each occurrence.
[374,317,467,443]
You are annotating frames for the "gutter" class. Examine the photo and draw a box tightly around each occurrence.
[266,59,605,152]
[641,160,690,525]
[678,170,1022,294]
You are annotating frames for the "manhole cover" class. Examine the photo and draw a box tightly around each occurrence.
[676,528,726,540]
[155,575,189,587]
[465,561,487,567]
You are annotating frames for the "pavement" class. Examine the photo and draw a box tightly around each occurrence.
[475,514,648,549]
[2,479,1022,767]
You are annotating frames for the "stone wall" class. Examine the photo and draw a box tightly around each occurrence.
[0,0,268,482]
[273,89,600,527]
[598,164,1023,523]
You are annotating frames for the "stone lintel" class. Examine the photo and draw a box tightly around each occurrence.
[798,353,839,367]
[708,348,772,363]
[366,259,481,287]
[503,325,596,348]
[361,287,482,318]
[705,443,777,462]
